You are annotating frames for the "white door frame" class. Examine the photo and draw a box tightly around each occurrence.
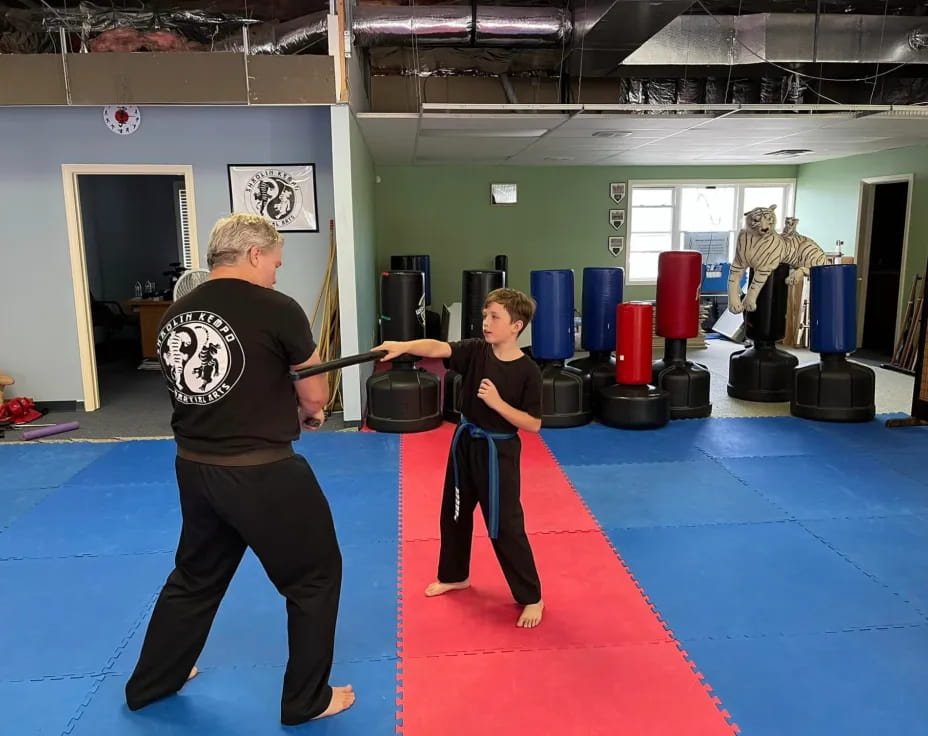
[62,164,201,412]
[853,173,914,346]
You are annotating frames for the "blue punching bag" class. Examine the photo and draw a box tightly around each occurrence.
[581,267,625,353]
[530,270,574,360]
[530,269,592,428]
[791,263,875,422]
[810,264,857,354]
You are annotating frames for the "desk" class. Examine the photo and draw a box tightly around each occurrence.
[127,299,172,359]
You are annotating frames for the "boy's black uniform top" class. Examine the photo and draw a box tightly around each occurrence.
[156,278,316,456]
[446,338,543,429]
[439,338,543,605]
[126,277,342,726]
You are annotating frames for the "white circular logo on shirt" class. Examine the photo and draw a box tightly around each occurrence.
[157,311,245,405]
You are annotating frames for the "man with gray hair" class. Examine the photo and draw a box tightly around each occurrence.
[125,213,355,724]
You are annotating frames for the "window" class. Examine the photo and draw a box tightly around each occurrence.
[625,180,795,283]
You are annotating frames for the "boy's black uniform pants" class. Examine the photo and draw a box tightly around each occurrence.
[437,433,541,605]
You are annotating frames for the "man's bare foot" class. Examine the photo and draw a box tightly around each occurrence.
[424,579,470,597]
[311,685,356,720]
[187,666,198,682]
[517,600,544,628]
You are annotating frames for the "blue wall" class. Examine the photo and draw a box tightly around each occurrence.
[0,106,334,403]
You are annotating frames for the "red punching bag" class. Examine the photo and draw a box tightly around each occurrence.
[616,302,652,385]
[656,250,702,339]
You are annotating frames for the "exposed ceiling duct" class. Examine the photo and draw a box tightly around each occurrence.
[623,13,928,65]
[565,0,698,76]
[353,5,572,48]
[219,5,573,55]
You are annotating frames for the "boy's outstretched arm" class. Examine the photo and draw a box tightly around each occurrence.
[373,339,452,362]
[477,379,542,433]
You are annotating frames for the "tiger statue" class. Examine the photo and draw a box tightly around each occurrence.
[728,206,827,313]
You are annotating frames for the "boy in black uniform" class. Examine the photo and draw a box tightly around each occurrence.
[124,214,355,725]
[375,288,544,627]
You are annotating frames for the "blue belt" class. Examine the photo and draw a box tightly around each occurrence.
[451,415,515,539]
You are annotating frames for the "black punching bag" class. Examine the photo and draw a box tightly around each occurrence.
[379,270,425,344]
[727,263,799,402]
[390,255,431,306]
[495,255,509,287]
[462,270,505,338]
[366,270,442,433]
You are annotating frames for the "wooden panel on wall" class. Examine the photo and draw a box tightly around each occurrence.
[0,55,68,105]
[247,55,336,105]
[0,52,336,106]
[67,52,249,104]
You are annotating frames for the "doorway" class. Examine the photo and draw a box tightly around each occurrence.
[854,175,913,363]
[63,165,200,412]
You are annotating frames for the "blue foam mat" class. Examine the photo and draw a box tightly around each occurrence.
[602,521,924,639]
[0,485,61,531]
[0,675,103,736]
[721,454,928,520]
[67,441,179,487]
[0,442,114,491]
[679,626,928,736]
[685,416,853,459]
[70,659,397,736]
[0,553,171,681]
[0,482,181,559]
[541,420,707,465]
[295,433,400,475]
[805,414,928,454]
[872,451,928,488]
[561,459,788,528]
[803,515,928,612]
[113,541,398,674]
[317,471,399,542]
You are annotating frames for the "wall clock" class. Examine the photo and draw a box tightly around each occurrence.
[103,105,141,135]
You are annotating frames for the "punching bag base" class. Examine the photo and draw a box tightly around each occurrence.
[540,363,593,429]
[366,367,443,433]
[652,360,712,419]
[790,355,876,423]
[727,343,798,402]
[567,351,617,396]
[595,384,671,430]
[442,370,463,424]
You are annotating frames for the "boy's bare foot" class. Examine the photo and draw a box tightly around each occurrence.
[311,685,356,720]
[187,666,198,682]
[424,579,470,597]
[517,600,544,628]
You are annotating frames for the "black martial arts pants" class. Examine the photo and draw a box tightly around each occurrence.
[437,433,541,605]
[125,454,342,726]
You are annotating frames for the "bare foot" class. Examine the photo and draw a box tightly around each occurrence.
[424,579,470,597]
[312,685,356,720]
[516,600,544,628]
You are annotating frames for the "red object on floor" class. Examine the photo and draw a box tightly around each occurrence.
[398,428,740,735]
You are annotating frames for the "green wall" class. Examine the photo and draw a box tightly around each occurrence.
[795,144,928,329]
[350,111,378,351]
[374,164,797,311]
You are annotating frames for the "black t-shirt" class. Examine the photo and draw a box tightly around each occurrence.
[446,338,543,434]
[156,278,316,455]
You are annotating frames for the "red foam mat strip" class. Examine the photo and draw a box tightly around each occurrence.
[397,427,739,735]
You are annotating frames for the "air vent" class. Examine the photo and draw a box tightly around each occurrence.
[765,149,813,157]
[591,130,631,138]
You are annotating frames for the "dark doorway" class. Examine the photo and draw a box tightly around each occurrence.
[859,181,909,362]
[78,173,188,407]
